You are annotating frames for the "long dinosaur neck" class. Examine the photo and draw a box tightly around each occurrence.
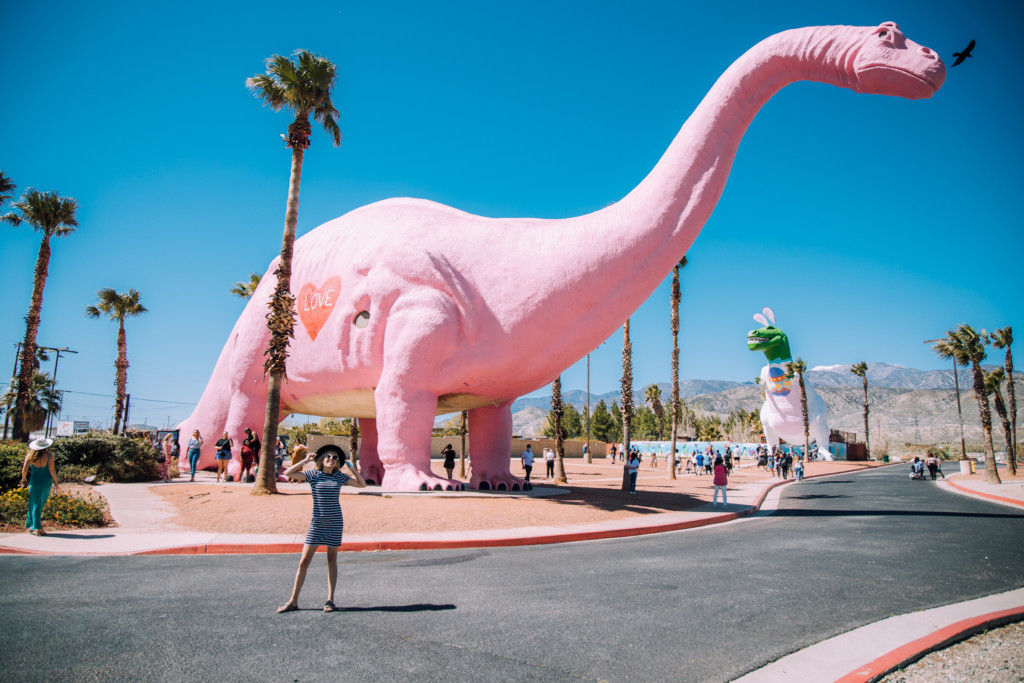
[545,26,858,341]
[516,26,864,387]
[762,342,792,365]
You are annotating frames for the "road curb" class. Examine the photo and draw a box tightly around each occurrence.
[834,606,1024,683]
[945,475,1024,508]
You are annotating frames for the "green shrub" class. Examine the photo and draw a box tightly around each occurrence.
[57,464,99,484]
[0,441,28,491]
[51,434,159,483]
[0,487,107,527]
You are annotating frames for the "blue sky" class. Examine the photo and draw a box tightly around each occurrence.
[2,0,1021,429]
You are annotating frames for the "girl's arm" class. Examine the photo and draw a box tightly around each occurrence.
[345,461,367,488]
[283,454,314,478]
[20,455,31,486]
[48,455,60,490]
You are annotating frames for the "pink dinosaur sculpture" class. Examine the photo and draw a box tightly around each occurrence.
[179,22,944,491]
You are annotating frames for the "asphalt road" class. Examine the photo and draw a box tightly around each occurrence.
[1,466,1022,682]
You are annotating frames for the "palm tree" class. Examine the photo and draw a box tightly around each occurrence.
[230,272,262,299]
[669,256,687,480]
[933,337,969,459]
[0,170,14,209]
[989,327,1016,468]
[620,319,633,490]
[2,189,78,441]
[552,376,567,484]
[645,385,664,437]
[785,358,810,463]
[935,324,1000,484]
[850,362,871,459]
[984,368,1016,476]
[459,410,468,477]
[85,288,147,435]
[248,50,342,494]
[1,370,61,434]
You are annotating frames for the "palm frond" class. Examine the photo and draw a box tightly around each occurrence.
[4,188,78,236]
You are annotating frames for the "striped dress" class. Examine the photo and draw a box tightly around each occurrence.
[303,469,351,547]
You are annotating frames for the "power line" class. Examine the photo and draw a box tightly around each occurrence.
[61,390,196,406]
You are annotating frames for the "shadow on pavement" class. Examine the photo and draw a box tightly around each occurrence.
[772,509,1024,520]
[337,603,456,613]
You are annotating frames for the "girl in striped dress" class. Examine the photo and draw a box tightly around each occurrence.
[277,447,366,613]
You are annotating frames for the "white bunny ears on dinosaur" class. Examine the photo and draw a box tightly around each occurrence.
[753,307,776,327]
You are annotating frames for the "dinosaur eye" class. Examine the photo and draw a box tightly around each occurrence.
[878,30,887,37]
[354,311,370,328]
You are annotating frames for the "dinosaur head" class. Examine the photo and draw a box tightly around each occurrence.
[747,325,791,363]
[850,22,946,99]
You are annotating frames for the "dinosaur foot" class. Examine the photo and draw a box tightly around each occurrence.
[470,472,532,492]
[379,465,465,492]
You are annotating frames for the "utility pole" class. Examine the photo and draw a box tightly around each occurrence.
[39,346,77,438]
[122,394,130,435]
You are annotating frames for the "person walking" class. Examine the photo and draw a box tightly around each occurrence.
[20,438,60,536]
[521,444,534,482]
[240,428,260,483]
[793,456,805,482]
[627,450,640,495]
[186,430,203,482]
[158,434,177,482]
[712,455,728,508]
[274,437,285,479]
[214,431,233,482]
[442,443,456,479]
[277,448,367,613]
[925,452,939,480]
[545,447,555,478]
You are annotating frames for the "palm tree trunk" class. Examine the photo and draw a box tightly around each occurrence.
[669,266,680,480]
[349,419,360,466]
[861,377,870,460]
[621,319,633,491]
[113,319,128,435]
[1005,349,1017,471]
[256,136,305,495]
[553,376,567,484]
[971,361,1001,484]
[993,391,1014,476]
[799,374,809,464]
[13,234,51,441]
[459,410,467,477]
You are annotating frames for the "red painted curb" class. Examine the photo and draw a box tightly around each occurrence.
[835,606,1024,683]
[946,475,1024,508]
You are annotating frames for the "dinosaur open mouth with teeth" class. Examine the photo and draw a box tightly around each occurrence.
[748,336,768,345]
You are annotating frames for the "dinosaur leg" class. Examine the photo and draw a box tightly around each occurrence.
[467,401,530,491]
[356,418,383,485]
[375,292,465,492]
[810,417,833,460]
[760,406,782,451]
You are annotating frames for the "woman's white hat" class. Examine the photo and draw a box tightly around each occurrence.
[28,437,54,451]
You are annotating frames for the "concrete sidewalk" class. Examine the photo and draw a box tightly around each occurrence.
[0,463,780,555]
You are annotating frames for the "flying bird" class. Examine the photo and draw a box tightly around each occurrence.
[952,39,975,67]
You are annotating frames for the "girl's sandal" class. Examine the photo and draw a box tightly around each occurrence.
[323,600,337,613]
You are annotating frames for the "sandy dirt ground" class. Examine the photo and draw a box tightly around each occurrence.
[147,459,881,536]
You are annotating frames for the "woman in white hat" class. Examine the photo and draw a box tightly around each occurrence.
[20,438,60,536]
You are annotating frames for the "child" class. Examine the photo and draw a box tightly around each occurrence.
[712,456,728,508]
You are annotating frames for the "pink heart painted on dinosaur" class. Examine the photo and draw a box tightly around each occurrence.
[298,276,341,341]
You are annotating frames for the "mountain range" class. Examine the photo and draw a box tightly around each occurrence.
[509,363,1021,450]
